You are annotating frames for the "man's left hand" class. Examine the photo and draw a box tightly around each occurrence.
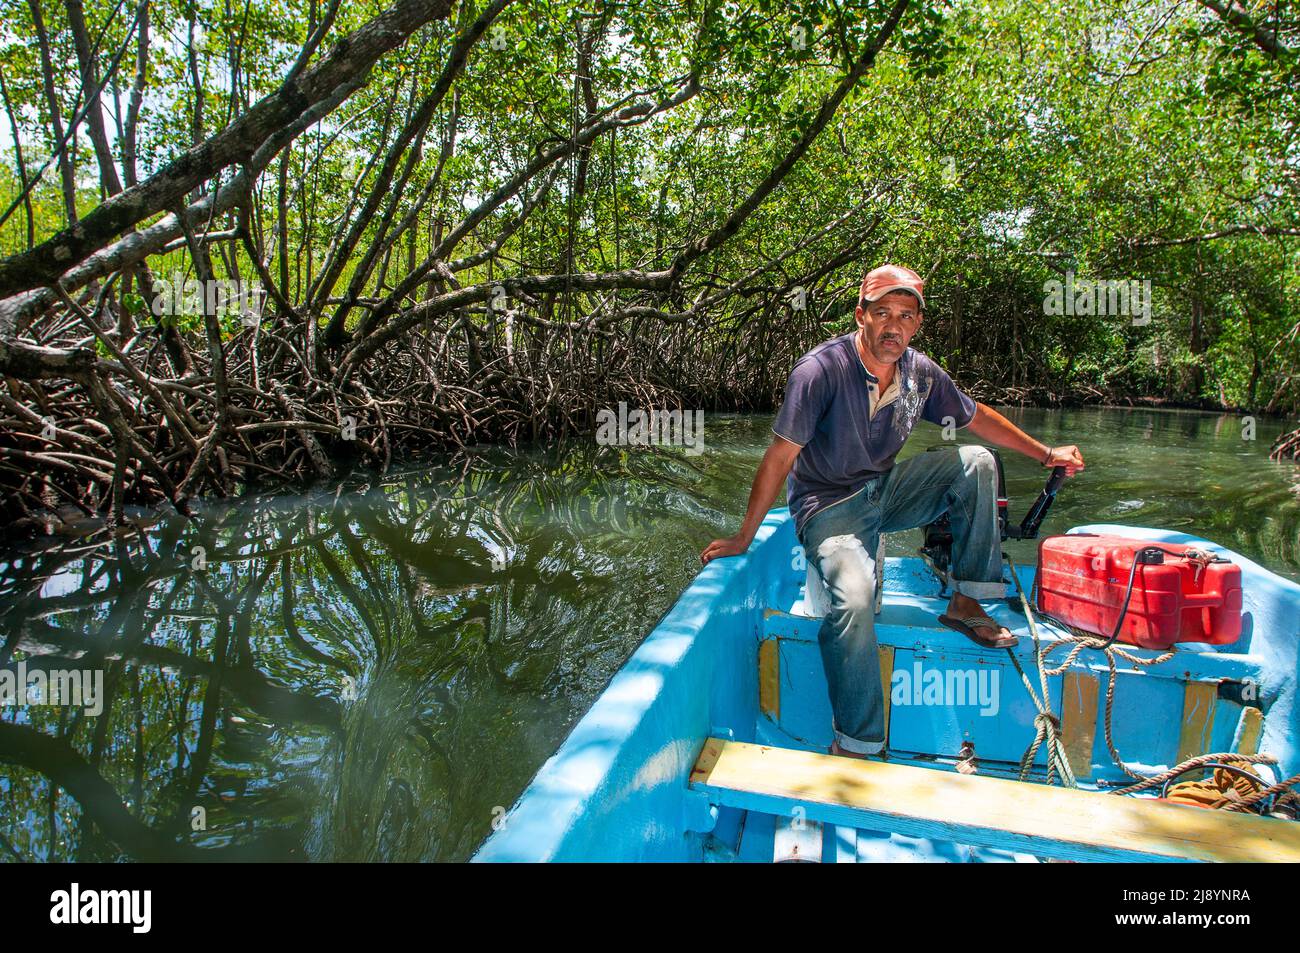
[1044,444,1085,476]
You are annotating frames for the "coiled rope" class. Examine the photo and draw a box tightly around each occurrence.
[1004,554,1300,815]
[1221,773,1300,813]
[1108,752,1279,795]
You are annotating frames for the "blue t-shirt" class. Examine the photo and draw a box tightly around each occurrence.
[771,333,977,536]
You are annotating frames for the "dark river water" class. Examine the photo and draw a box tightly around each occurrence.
[1,407,1298,861]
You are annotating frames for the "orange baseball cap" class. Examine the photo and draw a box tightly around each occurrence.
[859,264,925,309]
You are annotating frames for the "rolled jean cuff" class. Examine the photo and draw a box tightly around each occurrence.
[953,578,1007,600]
[835,730,885,755]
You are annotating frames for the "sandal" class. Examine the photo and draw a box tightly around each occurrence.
[938,614,1018,649]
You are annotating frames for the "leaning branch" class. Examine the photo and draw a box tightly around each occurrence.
[0,0,455,300]
[1196,0,1294,58]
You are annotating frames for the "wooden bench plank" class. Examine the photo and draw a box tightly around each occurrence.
[1177,681,1218,764]
[689,739,1300,863]
[1235,706,1264,755]
[1061,671,1099,781]
[758,638,780,720]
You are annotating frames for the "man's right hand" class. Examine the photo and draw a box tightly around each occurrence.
[699,435,801,567]
[700,534,751,565]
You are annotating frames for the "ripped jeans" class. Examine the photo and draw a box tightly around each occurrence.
[795,445,1006,754]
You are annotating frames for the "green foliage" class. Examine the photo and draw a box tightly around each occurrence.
[0,0,1296,407]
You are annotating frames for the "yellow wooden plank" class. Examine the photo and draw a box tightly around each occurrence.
[1177,681,1218,764]
[759,639,780,720]
[877,644,894,748]
[1060,671,1099,781]
[689,739,1300,863]
[688,737,725,786]
[1236,707,1264,755]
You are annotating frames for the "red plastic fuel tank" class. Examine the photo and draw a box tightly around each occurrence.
[1035,534,1243,650]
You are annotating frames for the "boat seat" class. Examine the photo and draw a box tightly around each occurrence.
[690,738,1300,863]
[803,533,887,617]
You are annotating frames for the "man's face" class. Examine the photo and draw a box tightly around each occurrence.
[855,290,922,364]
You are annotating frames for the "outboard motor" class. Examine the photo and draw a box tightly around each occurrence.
[919,446,1066,582]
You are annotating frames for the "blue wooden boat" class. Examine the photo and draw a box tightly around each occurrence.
[474,505,1300,862]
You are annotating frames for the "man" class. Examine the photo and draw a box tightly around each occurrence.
[699,264,1084,758]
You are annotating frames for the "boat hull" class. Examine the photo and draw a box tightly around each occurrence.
[474,511,1300,862]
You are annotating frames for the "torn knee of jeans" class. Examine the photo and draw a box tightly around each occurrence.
[958,444,996,477]
[816,533,876,588]
[817,533,869,561]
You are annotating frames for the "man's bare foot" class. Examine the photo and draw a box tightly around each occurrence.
[939,592,1017,648]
